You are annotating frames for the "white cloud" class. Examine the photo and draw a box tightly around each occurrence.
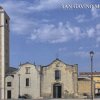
[27,0,79,11]
[95,24,100,42]
[0,0,38,35]
[11,16,36,35]
[85,23,100,43]
[75,8,100,23]
[58,47,67,52]
[75,15,86,23]
[91,7,100,18]
[96,37,100,42]
[95,52,100,56]
[0,2,34,40]
[96,44,99,48]
[73,51,100,58]
[28,0,61,11]
[84,23,100,47]
[87,28,95,38]
[1,0,100,44]
[1,0,31,14]
[0,0,88,13]
[74,51,89,58]
[30,22,85,43]
[96,24,100,30]
[79,46,83,50]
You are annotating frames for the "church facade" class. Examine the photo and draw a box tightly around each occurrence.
[40,59,78,98]
[5,59,78,99]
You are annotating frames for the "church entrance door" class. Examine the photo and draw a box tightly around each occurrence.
[53,83,62,98]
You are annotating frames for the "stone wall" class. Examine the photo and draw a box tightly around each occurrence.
[78,78,95,97]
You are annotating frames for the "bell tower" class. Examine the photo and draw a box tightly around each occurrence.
[0,6,10,99]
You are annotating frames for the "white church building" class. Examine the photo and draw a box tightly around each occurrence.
[5,62,40,99]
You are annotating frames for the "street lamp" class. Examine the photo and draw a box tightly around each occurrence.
[90,51,94,100]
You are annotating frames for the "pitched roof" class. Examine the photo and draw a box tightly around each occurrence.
[42,58,77,67]
[78,77,91,81]
[6,67,18,75]
[19,62,34,66]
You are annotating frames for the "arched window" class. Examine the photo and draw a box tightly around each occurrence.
[55,70,61,80]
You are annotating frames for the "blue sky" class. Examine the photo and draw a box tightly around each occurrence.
[0,0,100,72]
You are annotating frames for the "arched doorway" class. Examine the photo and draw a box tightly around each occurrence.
[53,83,62,98]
